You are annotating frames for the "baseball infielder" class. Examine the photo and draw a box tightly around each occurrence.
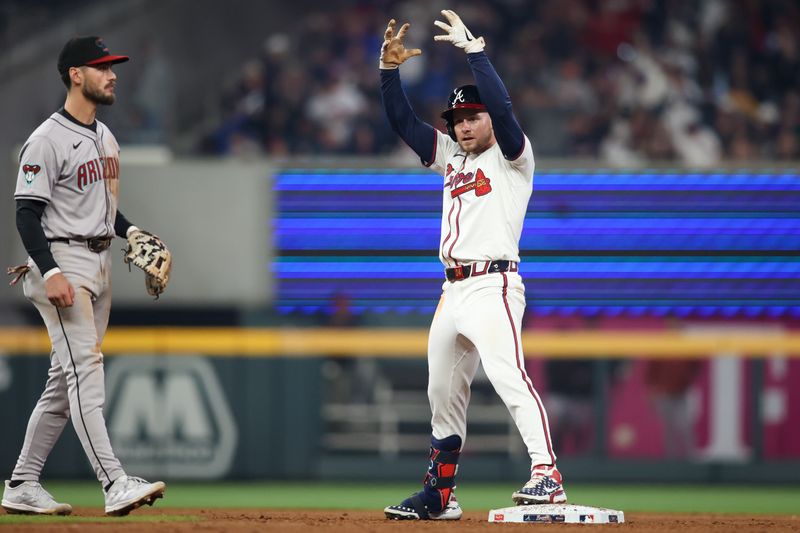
[2,37,167,516]
[380,11,566,520]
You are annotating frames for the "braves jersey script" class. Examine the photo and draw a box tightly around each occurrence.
[14,111,121,240]
[428,129,534,267]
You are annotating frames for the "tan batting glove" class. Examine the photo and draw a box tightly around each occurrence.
[380,19,422,69]
[433,9,485,54]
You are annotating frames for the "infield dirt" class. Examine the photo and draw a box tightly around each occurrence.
[5,509,799,532]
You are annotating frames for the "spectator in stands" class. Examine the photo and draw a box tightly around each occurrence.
[306,71,367,152]
[644,358,702,458]
[318,292,380,405]
[523,312,623,456]
[197,0,799,163]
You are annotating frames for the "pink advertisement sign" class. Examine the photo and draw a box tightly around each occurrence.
[525,317,800,460]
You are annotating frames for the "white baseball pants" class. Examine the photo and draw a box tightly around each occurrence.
[427,270,557,467]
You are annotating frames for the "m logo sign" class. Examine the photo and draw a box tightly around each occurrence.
[106,356,238,478]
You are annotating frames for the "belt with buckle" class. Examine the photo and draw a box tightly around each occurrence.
[445,260,517,282]
[48,236,114,253]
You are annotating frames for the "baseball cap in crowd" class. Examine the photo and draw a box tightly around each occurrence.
[57,36,129,75]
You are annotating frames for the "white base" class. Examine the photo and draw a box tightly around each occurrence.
[488,504,624,524]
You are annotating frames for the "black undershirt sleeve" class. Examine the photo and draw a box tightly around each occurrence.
[114,210,134,238]
[15,199,58,274]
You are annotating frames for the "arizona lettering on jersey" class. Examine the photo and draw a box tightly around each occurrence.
[14,111,120,240]
[77,156,120,191]
[428,129,535,266]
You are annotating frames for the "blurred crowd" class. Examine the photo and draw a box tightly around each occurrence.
[0,1,101,49]
[200,0,800,165]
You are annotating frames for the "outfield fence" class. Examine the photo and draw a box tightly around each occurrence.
[0,326,798,483]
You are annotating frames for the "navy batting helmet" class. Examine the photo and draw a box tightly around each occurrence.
[441,84,486,140]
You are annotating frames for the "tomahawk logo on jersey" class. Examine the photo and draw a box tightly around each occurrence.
[450,168,492,198]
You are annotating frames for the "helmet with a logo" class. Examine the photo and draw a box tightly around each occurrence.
[441,84,486,140]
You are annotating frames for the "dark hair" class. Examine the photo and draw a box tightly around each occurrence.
[60,69,71,88]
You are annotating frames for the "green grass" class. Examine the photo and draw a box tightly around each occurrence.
[4,482,800,516]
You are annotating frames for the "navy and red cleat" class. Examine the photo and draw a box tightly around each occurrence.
[385,434,463,520]
[511,464,567,505]
[384,492,462,520]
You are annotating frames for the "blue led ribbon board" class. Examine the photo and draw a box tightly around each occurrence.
[273,170,800,317]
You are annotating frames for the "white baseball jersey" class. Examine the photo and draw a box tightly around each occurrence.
[427,130,534,267]
[14,111,120,239]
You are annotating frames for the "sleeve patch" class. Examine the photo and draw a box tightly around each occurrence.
[22,163,42,187]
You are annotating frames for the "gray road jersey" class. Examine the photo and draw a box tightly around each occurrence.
[14,112,120,239]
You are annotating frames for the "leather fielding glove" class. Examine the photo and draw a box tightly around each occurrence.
[380,18,422,69]
[6,263,30,286]
[433,9,485,53]
[123,229,172,299]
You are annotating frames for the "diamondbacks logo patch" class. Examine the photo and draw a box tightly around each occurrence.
[22,164,41,187]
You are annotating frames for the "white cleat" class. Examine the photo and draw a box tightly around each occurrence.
[104,475,166,516]
[434,494,463,520]
[1,480,72,515]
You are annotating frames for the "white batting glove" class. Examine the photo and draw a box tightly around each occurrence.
[433,9,485,54]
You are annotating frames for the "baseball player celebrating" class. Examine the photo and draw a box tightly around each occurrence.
[3,37,170,516]
[380,11,566,520]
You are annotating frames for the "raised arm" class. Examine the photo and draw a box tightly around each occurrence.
[379,19,437,163]
[434,10,525,159]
